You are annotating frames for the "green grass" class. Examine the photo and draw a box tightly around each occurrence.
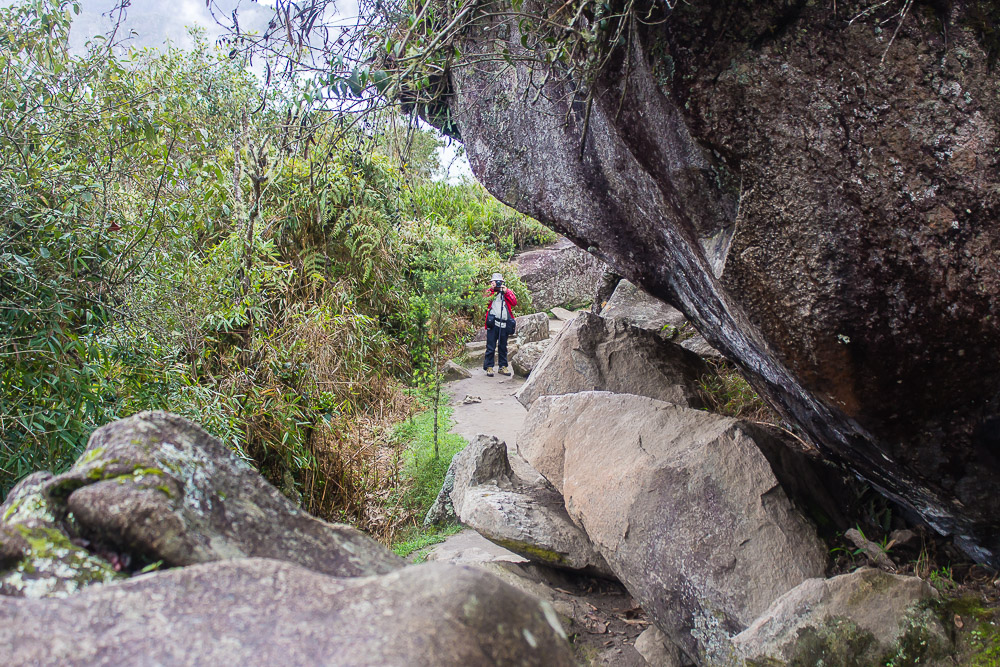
[387,389,468,554]
[698,358,778,423]
[392,523,464,558]
[393,397,468,516]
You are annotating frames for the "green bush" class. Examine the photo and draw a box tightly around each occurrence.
[405,180,556,258]
[0,1,543,545]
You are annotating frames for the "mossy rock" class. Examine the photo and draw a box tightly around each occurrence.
[0,524,123,598]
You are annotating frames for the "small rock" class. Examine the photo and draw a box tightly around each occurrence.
[465,340,488,354]
[449,435,612,577]
[845,527,898,571]
[550,307,575,321]
[510,340,552,377]
[513,312,550,344]
[634,626,688,667]
[443,360,473,381]
[889,528,920,549]
[461,395,482,404]
[733,568,948,665]
[679,334,723,359]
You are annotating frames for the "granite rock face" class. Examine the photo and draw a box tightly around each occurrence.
[515,312,708,409]
[0,473,123,598]
[517,392,828,662]
[0,412,401,598]
[513,238,607,311]
[0,558,576,666]
[425,0,1000,564]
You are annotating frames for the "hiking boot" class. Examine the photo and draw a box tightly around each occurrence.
[485,367,494,377]
[499,366,511,376]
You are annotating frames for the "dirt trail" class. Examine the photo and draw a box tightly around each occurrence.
[423,313,651,666]
[445,315,571,482]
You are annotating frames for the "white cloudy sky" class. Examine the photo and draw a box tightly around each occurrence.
[66,0,337,53]
[0,0,471,180]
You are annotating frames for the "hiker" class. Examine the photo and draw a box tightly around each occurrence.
[483,272,517,377]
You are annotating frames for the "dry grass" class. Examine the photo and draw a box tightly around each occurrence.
[698,358,780,424]
[303,389,415,541]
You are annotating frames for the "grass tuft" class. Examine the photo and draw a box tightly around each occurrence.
[392,397,468,517]
[377,389,469,549]
[698,358,779,423]
[392,523,463,558]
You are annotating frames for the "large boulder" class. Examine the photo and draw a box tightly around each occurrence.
[510,339,552,377]
[418,0,1000,563]
[0,558,576,666]
[600,280,687,334]
[449,435,612,577]
[513,312,550,344]
[517,392,828,663]
[514,311,708,409]
[0,412,401,596]
[513,238,607,311]
[733,568,948,665]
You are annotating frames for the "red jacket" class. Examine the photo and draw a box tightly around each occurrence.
[483,287,517,329]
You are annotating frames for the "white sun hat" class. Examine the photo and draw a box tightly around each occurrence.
[491,273,503,282]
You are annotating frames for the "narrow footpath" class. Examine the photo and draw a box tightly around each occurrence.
[422,313,652,667]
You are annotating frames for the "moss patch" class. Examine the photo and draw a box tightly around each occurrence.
[930,595,1000,667]
[494,538,570,566]
[0,524,123,598]
[787,616,879,667]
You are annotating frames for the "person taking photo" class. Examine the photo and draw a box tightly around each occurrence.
[483,273,517,377]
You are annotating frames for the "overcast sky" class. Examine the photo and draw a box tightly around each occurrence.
[65,1,326,53]
[0,0,471,180]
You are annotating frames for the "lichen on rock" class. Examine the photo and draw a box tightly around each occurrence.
[0,524,123,599]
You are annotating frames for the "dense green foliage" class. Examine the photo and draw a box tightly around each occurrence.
[0,0,549,539]
[405,181,556,258]
[395,398,467,516]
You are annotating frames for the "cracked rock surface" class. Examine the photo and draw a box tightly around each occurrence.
[517,391,828,663]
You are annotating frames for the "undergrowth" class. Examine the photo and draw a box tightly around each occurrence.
[392,524,463,559]
[371,389,468,547]
[698,358,779,424]
[0,1,550,543]
[394,395,467,515]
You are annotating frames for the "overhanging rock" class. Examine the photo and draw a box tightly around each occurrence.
[421,0,1000,564]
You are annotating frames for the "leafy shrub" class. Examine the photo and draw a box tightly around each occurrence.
[0,1,546,545]
[405,180,556,258]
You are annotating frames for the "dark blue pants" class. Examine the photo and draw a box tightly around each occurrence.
[484,325,509,369]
